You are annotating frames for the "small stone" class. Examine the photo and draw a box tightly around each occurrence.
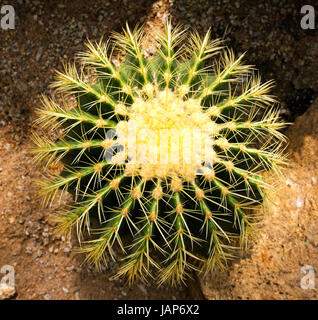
[285,178,293,187]
[65,266,75,272]
[296,197,304,208]
[44,293,51,300]
[36,250,43,258]
[111,57,120,67]
[26,246,33,254]
[75,291,80,300]
[137,283,147,295]
[35,47,43,62]
[148,44,156,54]
[62,287,69,293]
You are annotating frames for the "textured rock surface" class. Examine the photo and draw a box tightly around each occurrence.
[197,98,318,300]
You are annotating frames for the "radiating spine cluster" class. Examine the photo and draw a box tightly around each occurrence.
[33,22,287,286]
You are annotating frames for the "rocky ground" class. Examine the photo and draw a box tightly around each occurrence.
[0,0,317,300]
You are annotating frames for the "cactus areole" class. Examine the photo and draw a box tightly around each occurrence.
[34,22,287,285]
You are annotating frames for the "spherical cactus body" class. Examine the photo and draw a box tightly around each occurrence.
[33,22,286,285]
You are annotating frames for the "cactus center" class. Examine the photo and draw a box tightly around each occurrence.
[114,88,217,180]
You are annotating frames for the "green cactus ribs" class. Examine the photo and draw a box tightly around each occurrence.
[33,22,287,286]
